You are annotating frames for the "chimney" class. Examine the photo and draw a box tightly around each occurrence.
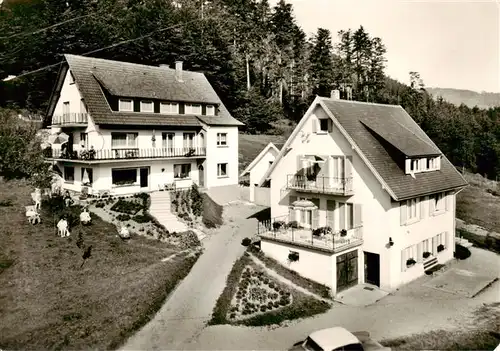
[175,61,183,82]
[331,89,340,100]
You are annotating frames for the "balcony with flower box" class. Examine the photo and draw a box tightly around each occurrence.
[287,174,353,196]
[44,146,206,163]
[257,213,363,254]
[51,113,88,127]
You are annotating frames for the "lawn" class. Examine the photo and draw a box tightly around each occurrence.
[209,251,330,326]
[0,180,201,350]
[381,303,500,350]
[456,172,500,233]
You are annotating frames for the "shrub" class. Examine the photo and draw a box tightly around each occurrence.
[454,244,471,260]
[132,213,153,223]
[272,221,285,230]
[406,258,416,266]
[95,202,105,208]
[117,214,131,222]
[241,238,252,247]
[437,244,445,252]
[190,184,203,217]
[0,199,13,207]
[288,251,299,262]
[202,193,223,228]
[110,199,142,215]
[423,251,431,259]
[312,226,331,236]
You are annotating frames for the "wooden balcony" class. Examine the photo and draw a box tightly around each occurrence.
[44,147,206,162]
[51,113,88,126]
[287,174,353,196]
[257,214,363,254]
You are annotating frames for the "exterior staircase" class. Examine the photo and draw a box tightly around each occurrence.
[149,191,187,233]
[455,236,473,248]
[423,256,439,271]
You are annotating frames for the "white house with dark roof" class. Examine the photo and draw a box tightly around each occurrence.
[44,54,243,196]
[257,93,468,296]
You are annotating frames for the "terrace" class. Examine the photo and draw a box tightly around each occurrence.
[286,174,353,196]
[257,214,363,254]
[51,113,88,126]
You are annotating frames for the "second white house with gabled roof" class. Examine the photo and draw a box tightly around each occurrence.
[257,92,468,296]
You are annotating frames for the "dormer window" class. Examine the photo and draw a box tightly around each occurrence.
[185,103,201,115]
[119,99,133,112]
[160,102,179,114]
[206,105,215,116]
[140,101,154,113]
[406,156,441,174]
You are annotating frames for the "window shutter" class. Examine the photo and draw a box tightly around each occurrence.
[339,203,346,230]
[354,204,362,227]
[417,242,423,262]
[328,119,333,132]
[445,192,451,211]
[400,202,407,226]
[420,197,426,219]
[312,208,319,228]
[432,236,437,255]
[401,249,406,272]
[345,156,353,180]
[326,200,335,228]
[429,196,435,215]
[311,117,317,133]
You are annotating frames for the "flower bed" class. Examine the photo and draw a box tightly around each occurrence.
[228,266,292,320]
[110,198,144,215]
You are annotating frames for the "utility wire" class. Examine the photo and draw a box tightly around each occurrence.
[4,18,201,81]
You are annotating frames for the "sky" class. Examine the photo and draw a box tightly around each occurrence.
[271,0,500,93]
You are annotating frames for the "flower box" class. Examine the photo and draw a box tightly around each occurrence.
[406,258,416,267]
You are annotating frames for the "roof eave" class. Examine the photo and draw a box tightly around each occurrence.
[395,182,469,202]
[45,62,68,120]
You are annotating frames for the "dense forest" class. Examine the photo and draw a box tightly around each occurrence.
[0,0,499,179]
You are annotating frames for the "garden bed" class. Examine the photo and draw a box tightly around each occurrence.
[249,247,332,299]
[209,253,330,326]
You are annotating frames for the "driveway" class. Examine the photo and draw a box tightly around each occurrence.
[121,201,266,350]
[182,247,500,350]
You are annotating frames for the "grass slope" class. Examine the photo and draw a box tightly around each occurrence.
[239,134,288,174]
[0,180,200,350]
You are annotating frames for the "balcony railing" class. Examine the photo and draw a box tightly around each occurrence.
[51,113,88,125]
[44,147,206,161]
[287,174,353,195]
[257,214,363,253]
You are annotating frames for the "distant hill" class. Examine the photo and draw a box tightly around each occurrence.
[426,88,500,109]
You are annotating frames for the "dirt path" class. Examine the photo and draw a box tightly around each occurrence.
[182,247,500,350]
[120,202,266,351]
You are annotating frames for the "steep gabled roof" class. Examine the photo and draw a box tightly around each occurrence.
[46,54,243,127]
[240,142,281,177]
[260,97,467,201]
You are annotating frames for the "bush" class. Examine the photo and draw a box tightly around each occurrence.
[288,251,299,262]
[0,199,13,207]
[423,251,431,259]
[454,244,471,260]
[190,184,203,217]
[116,214,131,222]
[273,221,285,230]
[241,238,252,247]
[202,193,223,228]
[95,201,105,208]
[110,199,143,215]
[312,226,331,236]
[132,213,153,223]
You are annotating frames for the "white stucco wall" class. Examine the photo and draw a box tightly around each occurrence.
[249,147,278,202]
[204,126,239,188]
[52,69,85,118]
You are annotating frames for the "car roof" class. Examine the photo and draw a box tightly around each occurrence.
[309,327,360,350]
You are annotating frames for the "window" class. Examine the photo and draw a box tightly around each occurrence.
[174,164,191,179]
[183,133,195,148]
[346,203,354,229]
[160,102,179,114]
[432,192,445,212]
[319,118,329,132]
[64,166,75,182]
[80,99,87,113]
[119,99,133,112]
[410,159,418,172]
[140,101,154,112]
[111,133,138,148]
[217,133,227,146]
[162,133,175,148]
[217,163,228,177]
[205,105,215,116]
[269,161,273,168]
[80,133,88,148]
[81,167,93,186]
[407,198,418,220]
[63,101,70,116]
[112,168,137,186]
[185,103,201,114]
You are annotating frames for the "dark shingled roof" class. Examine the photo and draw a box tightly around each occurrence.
[319,98,468,200]
[53,54,243,126]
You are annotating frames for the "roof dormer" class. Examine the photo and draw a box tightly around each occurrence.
[405,155,441,176]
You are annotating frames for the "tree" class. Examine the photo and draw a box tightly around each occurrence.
[309,28,334,97]
[0,108,51,188]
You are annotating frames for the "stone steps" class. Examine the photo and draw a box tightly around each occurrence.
[149,191,187,233]
[423,256,438,271]
[455,237,474,248]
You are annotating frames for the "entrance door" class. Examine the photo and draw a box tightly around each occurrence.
[198,164,204,187]
[364,252,380,287]
[140,167,149,188]
[336,250,358,292]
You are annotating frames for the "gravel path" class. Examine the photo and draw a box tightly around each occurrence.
[120,202,266,350]
[182,247,500,350]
